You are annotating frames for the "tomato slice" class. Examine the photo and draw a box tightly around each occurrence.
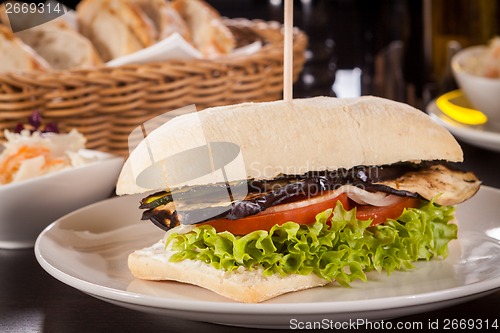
[199,192,421,235]
[199,192,350,235]
[355,197,421,226]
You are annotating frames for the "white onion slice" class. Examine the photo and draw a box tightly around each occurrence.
[263,190,343,214]
[333,185,402,207]
[263,185,401,215]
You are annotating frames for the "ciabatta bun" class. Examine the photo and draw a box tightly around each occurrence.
[130,0,191,41]
[77,0,155,61]
[171,0,235,56]
[128,232,329,303]
[0,24,50,73]
[116,96,463,196]
[16,20,102,70]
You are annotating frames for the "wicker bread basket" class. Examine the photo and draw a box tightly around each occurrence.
[0,19,308,157]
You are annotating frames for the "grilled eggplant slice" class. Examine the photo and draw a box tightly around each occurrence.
[140,162,480,231]
[375,164,481,206]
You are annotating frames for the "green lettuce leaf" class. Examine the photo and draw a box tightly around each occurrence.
[166,200,457,286]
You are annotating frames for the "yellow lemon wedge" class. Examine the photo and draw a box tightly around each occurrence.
[436,90,488,125]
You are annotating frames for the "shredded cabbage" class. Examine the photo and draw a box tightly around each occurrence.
[166,201,457,286]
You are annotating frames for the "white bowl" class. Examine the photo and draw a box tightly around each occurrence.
[451,45,500,126]
[0,150,124,249]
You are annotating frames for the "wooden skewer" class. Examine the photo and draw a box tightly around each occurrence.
[283,0,294,102]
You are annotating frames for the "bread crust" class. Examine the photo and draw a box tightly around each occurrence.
[128,238,329,303]
[117,96,463,195]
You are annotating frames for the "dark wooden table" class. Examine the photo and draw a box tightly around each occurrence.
[0,140,499,333]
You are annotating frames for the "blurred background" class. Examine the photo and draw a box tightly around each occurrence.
[60,0,500,110]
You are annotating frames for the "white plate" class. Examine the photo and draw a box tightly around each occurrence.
[35,187,500,329]
[427,99,500,152]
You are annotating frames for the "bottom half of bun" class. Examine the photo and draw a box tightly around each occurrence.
[128,239,329,303]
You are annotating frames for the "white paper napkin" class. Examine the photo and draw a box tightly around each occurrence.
[107,34,263,67]
[106,33,203,67]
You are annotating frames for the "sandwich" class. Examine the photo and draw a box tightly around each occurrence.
[116,96,480,303]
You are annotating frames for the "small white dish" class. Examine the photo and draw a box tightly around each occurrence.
[0,150,124,249]
[452,45,500,125]
[35,186,500,329]
[427,98,500,153]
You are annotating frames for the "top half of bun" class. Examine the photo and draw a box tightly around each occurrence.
[116,96,463,195]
